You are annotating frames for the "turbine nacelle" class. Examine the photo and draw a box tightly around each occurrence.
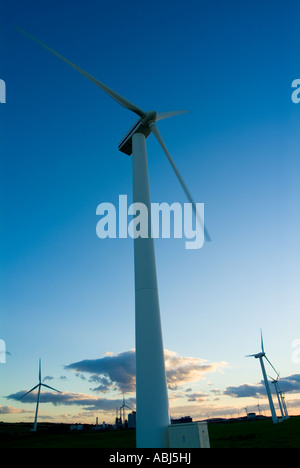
[141,110,158,126]
[117,110,160,156]
[118,109,188,156]
[118,113,154,156]
[252,352,265,359]
[246,330,266,360]
[246,331,280,377]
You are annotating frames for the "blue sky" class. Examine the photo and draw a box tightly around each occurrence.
[1,0,300,424]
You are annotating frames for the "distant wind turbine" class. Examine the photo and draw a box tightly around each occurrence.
[269,375,289,421]
[15,27,211,447]
[246,331,278,424]
[281,392,289,420]
[119,394,132,426]
[256,401,264,416]
[18,359,61,432]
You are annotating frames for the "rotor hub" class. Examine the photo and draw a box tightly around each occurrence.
[255,352,265,359]
[141,111,158,126]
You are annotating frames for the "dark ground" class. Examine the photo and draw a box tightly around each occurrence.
[0,416,299,448]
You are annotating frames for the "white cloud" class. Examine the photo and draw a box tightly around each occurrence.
[64,349,229,393]
[164,350,228,390]
[0,405,33,415]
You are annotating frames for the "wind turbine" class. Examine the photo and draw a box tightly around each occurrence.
[246,331,278,424]
[269,376,284,421]
[18,359,61,432]
[281,393,289,420]
[269,375,289,421]
[119,394,132,427]
[16,27,210,448]
[256,401,263,417]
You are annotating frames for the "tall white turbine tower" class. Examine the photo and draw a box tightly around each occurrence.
[246,331,278,424]
[18,359,61,432]
[16,28,210,448]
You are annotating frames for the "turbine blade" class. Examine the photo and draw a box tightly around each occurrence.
[264,356,280,378]
[39,359,41,384]
[150,123,211,242]
[156,110,191,121]
[245,354,257,358]
[15,27,145,118]
[41,383,61,393]
[18,384,40,400]
[260,329,265,354]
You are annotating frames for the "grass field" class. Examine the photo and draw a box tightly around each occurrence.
[209,417,300,448]
[1,417,299,448]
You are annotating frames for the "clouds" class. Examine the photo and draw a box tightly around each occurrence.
[5,348,229,420]
[65,350,136,393]
[0,406,32,415]
[7,390,135,413]
[186,392,208,402]
[279,375,300,394]
[9,347,299,421]
[224,383,265,399]
[223,375,300,399]
[164,350,228,390]
[5,348,229,421]
[65,349,228,394]
[6,353,300,421]
[7,338,300,414]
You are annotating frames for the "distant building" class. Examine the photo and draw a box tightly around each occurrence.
[115,417,123,428]
[128,411,136,429]
[70,424,83,431]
